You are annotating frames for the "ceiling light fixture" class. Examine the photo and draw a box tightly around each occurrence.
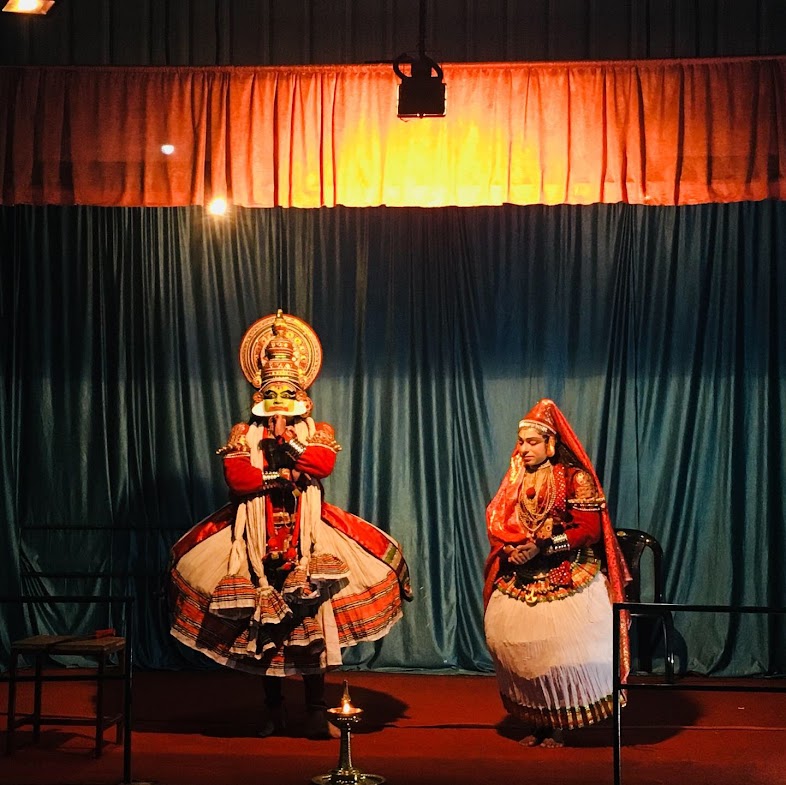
[2,0,55,14]
[393,0,445,118]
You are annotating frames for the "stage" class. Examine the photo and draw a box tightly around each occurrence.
[2,669,785,785]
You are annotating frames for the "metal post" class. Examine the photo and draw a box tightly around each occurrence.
[95,652,105,757]
[613,604,621,785]
[33,652,42,743]
[6,648,19,755]
[121,597,134,785]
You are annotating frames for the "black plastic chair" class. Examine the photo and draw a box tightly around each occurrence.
[615,528,675,681]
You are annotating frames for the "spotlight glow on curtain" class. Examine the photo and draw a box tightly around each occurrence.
[0,57,784,208]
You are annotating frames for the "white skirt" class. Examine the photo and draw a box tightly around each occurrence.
[171,516,403,676]
[484,571,614,729]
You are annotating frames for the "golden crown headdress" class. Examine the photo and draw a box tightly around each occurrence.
[238,310,323,392]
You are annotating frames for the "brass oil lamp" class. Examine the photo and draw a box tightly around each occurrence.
[312,680,385,785]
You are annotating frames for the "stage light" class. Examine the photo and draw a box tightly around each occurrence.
[393,53,446,118]
[160,144,175,155]
[207,197,228,216]
[392,0,445,119]
[2,0,55,14]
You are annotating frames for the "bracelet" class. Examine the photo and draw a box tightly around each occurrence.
[262,470,283,490]
[281,437,307,460]
[550,532,570,553]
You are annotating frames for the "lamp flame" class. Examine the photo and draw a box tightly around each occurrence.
[340,679,355,713]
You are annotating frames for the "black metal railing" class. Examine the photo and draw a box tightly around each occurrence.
[612,601,786,785]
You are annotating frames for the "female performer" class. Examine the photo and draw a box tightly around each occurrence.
[484,399,629,747]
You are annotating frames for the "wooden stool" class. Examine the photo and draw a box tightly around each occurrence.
[6,634,126,757]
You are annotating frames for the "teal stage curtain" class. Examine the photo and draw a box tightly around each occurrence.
[1,202,785,675]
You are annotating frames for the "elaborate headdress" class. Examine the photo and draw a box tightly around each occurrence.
[518,398,557,436]
[238,310,323,417]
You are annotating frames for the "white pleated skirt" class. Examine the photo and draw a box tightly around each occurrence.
[484,572,614,729]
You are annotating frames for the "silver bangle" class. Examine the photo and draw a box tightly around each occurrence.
[282,437,307,459]
[551,532,571,553]
[262,470,281,490]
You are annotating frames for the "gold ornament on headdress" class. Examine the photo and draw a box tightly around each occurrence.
[517,398,558,435]
[518,398,558,456]
[238,309,323,392]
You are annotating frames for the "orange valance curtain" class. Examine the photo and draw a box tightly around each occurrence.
[0,58,784,208]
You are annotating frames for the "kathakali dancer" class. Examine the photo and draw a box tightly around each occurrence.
[483,399,630,747]
[169,310,412,738]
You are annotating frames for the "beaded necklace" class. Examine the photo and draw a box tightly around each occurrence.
[517,461,556,534]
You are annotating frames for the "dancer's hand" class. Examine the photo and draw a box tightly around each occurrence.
[269,414,288,437]
[507,542,540,565]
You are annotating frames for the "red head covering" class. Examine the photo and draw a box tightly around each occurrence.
[486,398,595,544]
[517,397,558,435]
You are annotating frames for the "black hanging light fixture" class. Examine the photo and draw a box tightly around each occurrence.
[393,0,446,118]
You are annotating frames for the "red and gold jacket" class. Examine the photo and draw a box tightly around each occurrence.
[484,462,606,606]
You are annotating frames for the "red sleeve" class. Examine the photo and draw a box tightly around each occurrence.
[295,444,337,478]
[563,467,603,549]
[223,455,264,496]
[291,421,339,479]
[564,507,602,549]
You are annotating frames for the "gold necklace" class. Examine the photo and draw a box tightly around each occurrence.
[517,463,556,533]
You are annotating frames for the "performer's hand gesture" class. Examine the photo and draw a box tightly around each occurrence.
[507,541,540,565]
[269,414,287,437]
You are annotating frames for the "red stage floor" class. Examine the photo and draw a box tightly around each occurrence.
[2,669,785,785]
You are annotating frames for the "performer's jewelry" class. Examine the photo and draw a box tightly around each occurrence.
[517,463,556,533]
[262,470,283,489]
[550,532,571,553]
[517,419,556,436]
[282,437,307,459]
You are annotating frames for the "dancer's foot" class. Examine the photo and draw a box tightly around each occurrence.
[519,728,563,747]
[258,703,287,737]
[304,707,340,740]
[540,729,564,748]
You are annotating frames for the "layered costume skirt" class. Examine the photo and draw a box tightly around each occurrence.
[170,498,409,676]
[484,570,614,729]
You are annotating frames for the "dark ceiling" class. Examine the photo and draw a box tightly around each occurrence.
[1,0,784,67]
